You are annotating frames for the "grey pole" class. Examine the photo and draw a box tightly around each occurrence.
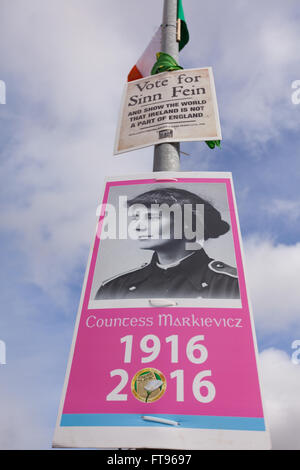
[153,0,180,172]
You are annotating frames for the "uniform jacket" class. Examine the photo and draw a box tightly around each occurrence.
[95,249,240,300]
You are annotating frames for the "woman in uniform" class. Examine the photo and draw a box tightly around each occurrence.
[95,187,239,300]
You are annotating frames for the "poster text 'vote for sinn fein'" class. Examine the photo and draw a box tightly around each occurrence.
[114,69,222,154]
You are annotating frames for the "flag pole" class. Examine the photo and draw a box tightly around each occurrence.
[153,0,180,172]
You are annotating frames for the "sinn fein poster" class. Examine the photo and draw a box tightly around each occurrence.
[114,68,222,155]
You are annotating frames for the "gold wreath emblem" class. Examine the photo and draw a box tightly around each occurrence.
[131,368,167,403]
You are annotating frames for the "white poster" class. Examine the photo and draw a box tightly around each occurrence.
[114,68,222,154]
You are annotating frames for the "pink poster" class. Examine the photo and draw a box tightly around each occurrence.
[53,172,271,450]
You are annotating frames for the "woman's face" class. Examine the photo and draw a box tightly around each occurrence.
[128,205,180,251]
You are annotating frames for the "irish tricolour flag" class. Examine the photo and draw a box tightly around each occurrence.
[128,0,189,82]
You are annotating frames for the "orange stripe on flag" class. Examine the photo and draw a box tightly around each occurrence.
[128,65,143,82]
[127,27,162,82]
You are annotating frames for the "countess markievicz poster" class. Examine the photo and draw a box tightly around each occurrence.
[53,172,270,450]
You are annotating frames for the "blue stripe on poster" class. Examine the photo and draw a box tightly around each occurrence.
[60,413,265,431]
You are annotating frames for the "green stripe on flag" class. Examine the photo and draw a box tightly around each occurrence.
[178,0,189,50]
[206,140,221,149]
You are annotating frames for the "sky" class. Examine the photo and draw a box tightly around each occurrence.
[0,0,300,450]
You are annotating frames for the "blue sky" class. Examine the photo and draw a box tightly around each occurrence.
[1,0,300,449]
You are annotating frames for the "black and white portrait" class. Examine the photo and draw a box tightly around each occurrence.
[89,179,240,306]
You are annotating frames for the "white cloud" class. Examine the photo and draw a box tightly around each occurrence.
[182,1,300,148]
[264,198,300,221]
[260,348,300,450]
[0,385,50,449]
[260,19,298,66]
[244,236,300,333]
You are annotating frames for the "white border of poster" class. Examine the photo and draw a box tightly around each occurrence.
[53,172,271,450]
